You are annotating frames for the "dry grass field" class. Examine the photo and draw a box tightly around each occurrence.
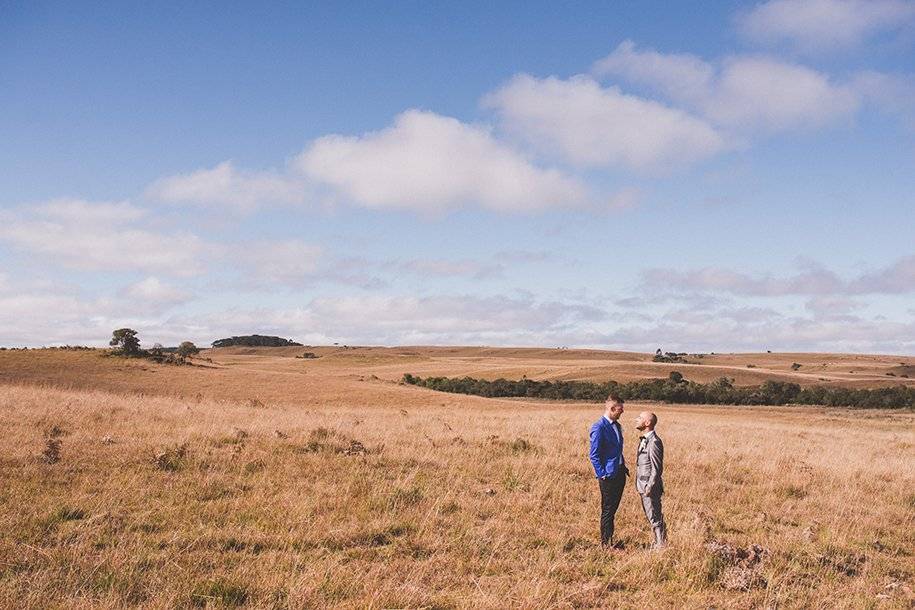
[1,347,913,608]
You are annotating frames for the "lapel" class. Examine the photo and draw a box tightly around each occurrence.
[605,418,620,447]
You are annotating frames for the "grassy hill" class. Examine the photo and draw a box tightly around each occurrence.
[0,346,913,607]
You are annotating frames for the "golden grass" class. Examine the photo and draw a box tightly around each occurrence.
[0,348,913,608]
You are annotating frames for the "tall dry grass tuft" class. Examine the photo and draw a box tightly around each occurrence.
[0,369,913,608]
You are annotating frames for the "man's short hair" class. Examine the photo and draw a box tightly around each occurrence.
[648,412,658,427]
[607,393,624,405]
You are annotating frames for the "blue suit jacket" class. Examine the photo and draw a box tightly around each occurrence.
[589,417,624,479]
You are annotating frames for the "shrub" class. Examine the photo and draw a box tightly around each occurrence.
[177,341,199,358]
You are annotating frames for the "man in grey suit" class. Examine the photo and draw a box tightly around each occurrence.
[634,411,666,549]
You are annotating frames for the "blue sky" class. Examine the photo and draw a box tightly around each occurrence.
[2,0,914,353]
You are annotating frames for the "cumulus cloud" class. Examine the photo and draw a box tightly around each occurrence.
[147,161,307,212]
[295,109,587,213]
[484,74,726,170]
[737,0,915,52]
[593,40,859,132]
[0,199,207,276]
[593,41,716,104]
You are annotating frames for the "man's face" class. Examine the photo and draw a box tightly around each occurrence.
[634,412,650,431]
[607,400,624,419]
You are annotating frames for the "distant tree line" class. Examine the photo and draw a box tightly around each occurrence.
[211,335,302,348]
[108,329,198,365]
[652,348,695,364]
[401,373,915,409]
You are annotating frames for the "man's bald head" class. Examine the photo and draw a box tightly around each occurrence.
[635,411,657,431]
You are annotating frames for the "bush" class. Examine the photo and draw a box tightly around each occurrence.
[177,341,199,358]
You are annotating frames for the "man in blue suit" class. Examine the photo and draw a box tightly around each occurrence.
[589,394,628,547]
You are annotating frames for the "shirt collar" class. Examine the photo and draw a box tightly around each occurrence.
[640,430,655,439]
[603,415,616,425]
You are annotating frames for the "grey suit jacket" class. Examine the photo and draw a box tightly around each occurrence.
[635,432,664,496]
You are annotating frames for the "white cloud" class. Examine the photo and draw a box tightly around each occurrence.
[592,40,715,104]
[35,198,147,224]
[123,277,191,305]
[3,285,915,354]
[737,0,915,52]
[484,74,726,170]
[187,294,607,346]
[234,240,324,285]
[0,199,207,276]
[593,41,859,132]
[709,56,859,130]
[295,109,587,213]
[147,161,307,212]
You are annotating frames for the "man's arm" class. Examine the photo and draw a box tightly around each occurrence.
[589,425,606,478]
[644,437,663,494]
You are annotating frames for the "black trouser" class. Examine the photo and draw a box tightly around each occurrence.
[598,469,626,545]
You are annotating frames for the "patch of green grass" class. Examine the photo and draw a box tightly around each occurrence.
[190,579,249,607]
[389,486,423,509]
[43,505,88,530]
[502,469,529,492]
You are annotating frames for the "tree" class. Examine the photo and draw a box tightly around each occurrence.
[177,341,199,358]
[110,328,141,356]
[668,371,684,384]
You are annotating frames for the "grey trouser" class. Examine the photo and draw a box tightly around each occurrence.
[641,492,664,529]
